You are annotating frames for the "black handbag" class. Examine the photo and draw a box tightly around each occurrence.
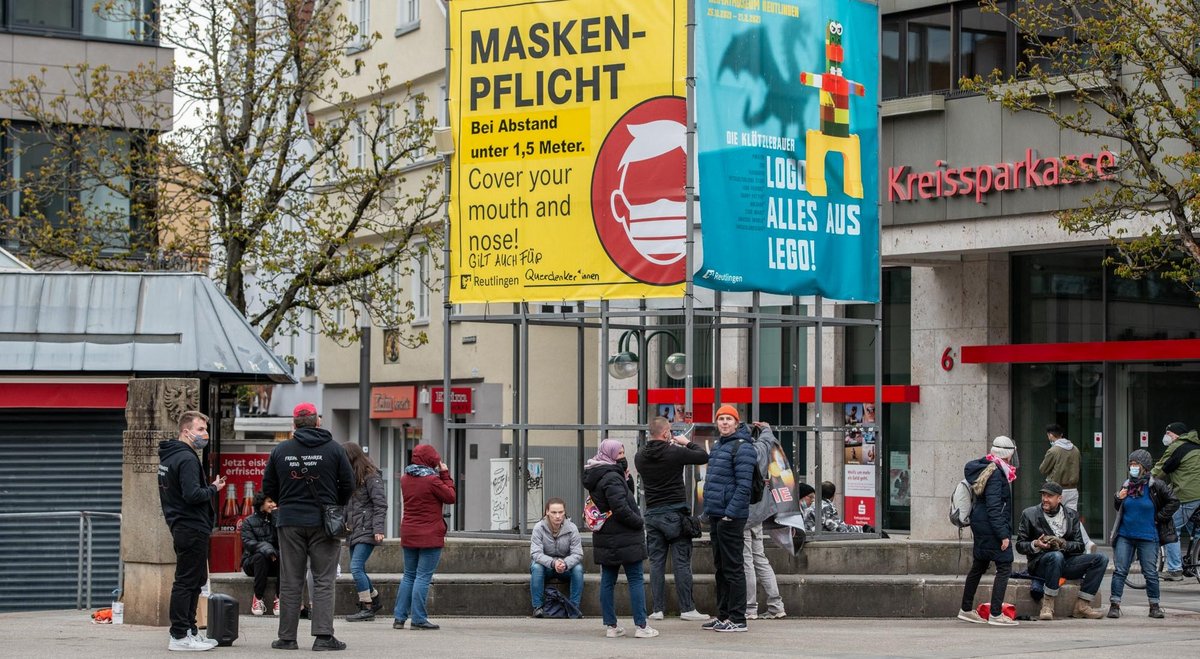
[304,476,351,540]
[680,512,704,539]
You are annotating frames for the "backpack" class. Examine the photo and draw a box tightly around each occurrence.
[949,462,997,528]
[734,439,767,504]
[541,585,581,619]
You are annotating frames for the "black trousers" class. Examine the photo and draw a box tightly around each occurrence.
[243,552,281,599]
[961,557,1012,614]
[710,517,748,624]
[169,526,211,640]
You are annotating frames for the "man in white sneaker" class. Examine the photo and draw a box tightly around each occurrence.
[636,416,710,623]
[157,411,223,651]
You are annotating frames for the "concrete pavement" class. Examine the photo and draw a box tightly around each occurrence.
[4,607,1198,658]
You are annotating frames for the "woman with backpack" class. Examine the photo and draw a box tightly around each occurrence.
[582,439,657,638]
[957,435,1019,626]
[343,442,387,622]
[1106,449,1180,619]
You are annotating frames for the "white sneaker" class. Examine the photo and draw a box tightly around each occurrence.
[746,611,759,620]
[273,597,280,616]
[635,625,659,638]
[679,609,708,621]
[251,596,265,616]
[761,611,787,620]
[987,613,1018,626]
[648,611,664,620]
[188,631,219,648]
[167,635,210,652]
[605,625,626,638]
[957,609,987,624]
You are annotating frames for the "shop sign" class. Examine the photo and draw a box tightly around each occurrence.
[216,453,269,532]
[431,387,473,415]
[370,386,417,419]
[843,463,876,527]
[888,148,1117,204]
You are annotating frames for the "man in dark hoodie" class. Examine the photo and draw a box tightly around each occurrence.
[636,416,709,622]
[262,403,354,651]
[157,410,223,652]
[700,405,758,633]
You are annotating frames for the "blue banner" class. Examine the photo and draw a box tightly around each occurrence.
[696,0,880,302]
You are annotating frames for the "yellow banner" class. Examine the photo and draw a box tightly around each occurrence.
[449,0,687,303]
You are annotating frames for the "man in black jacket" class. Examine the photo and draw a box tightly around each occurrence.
[1015,481,1108,621]
[262,403,354,651]
[158,410,224,652]
[635,416,709,622]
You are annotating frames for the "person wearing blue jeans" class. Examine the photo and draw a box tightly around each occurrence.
[1015,481,1107,620]
[393,547,443,627]
[343,442,387,622]
[1152,422,1200,580]
[529,498,584,616]
[600,562,647,629]
[1107,450,1180,619]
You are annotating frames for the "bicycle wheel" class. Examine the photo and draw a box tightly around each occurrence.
[1188,538,1200,583]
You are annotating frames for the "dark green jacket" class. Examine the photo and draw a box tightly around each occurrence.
[1152,430,1200,502]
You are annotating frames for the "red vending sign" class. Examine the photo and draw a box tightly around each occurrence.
[216,453,269,531]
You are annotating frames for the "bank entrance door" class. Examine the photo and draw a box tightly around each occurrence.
[1112,362,1200,525]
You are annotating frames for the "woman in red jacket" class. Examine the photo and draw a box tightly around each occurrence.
[392,444,456,630]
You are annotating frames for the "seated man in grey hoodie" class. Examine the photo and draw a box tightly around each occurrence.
[529,497,584,617]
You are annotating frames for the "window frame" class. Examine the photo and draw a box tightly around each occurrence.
[411,245,430,325]
[395,0,420,37]
[2,0,159,45]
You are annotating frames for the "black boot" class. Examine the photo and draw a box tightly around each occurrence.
[345,602,375,622]
[370,590,382,614]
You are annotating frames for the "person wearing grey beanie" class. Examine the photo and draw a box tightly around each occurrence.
[957,436,1019,626]
[1106,450,1180,619]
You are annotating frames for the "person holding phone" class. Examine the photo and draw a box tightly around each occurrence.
[157,410,223,652]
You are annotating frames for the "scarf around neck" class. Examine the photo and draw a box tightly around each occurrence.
[1126,474,1150,498]
[985,454,1017,482]
[1043,505,1067,537]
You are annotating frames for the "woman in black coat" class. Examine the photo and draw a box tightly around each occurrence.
[343,442,388,622]
[582,439,656,638]
[958,436,1018,626]
[240,492,279,615]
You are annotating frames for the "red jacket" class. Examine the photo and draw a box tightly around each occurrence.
[400,444,456,548]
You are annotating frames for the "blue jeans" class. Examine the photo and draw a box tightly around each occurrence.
[1111,536,1160,604]
[392,547,443,624]
[530,562,584,609]
[1030,551,1108,599]
[349,543,376,594]
[1164,498,1200,572]
[600,561,646,628]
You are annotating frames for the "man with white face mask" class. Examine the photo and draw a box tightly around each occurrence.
[609,120,687,266]
[1152,422,1200,579]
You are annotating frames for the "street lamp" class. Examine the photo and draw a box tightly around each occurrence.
[607,329,686,380]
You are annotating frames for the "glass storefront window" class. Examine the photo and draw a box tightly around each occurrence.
[906,13,952,95]
[882,21,900,99]
[959,6,1009,81]
[1012,250,1105,344]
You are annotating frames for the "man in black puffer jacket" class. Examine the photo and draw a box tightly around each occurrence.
[241,491,280,616]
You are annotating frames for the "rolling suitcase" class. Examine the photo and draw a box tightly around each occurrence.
[206,593,240,646]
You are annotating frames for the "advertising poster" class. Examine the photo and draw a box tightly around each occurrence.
[695,0,880,302]
[889,450,910,507]
[449,0,687,303]
[843,463,876,527]
[216,453,269,532]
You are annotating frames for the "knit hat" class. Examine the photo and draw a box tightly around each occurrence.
[990,435,1016,460]
[1128,449,1153,472]
[796,483,816,499]
[1166,421,1188,436]
[715,404,739,422]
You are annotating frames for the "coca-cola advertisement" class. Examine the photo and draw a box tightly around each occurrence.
[217,453,269,531]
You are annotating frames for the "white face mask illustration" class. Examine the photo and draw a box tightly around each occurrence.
[609,120,687,266]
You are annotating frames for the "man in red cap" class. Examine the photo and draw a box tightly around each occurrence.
[262,403,354,650]
[700,404,758,632]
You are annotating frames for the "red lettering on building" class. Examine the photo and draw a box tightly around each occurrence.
[887,148,1118,204]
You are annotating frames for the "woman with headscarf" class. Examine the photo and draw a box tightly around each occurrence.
[392,444,456,630]
[582,439,657,638]
[1106,449,1180,619]
[957,436,1018,626]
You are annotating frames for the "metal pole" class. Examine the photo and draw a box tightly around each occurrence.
[814,295,824,506]
[751,291,761,421]
[85,513,94,608]
[637,299,648,446]
[791,296,802,473]
[684,0,696,422]
[519,304,530,535]
[874,301,884,535]
[714,291,723,410]
[76,514,84,609]
[358,322,371,450]
[441,0,455,528]
[511,303,521,531]
[576,301,586,521]
[601,300,610,432]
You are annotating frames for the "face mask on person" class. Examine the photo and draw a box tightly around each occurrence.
[616,457,629,472]
[1163,434,1173,446]
[190,432,210,451]
[1129,466,1141,478]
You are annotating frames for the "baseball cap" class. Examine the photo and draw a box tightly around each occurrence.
[293,402,318,417]
[1039,481,1063,496]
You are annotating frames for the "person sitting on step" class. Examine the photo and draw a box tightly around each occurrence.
[1015,481,1108,620]
[529,497,584,618]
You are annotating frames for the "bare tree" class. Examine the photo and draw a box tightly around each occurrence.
[1,0,443,345]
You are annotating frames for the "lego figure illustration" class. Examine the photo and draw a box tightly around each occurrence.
[799,20,866,199]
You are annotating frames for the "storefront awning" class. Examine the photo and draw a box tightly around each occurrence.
[962,339,1200,364]
[0,272,295,383]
